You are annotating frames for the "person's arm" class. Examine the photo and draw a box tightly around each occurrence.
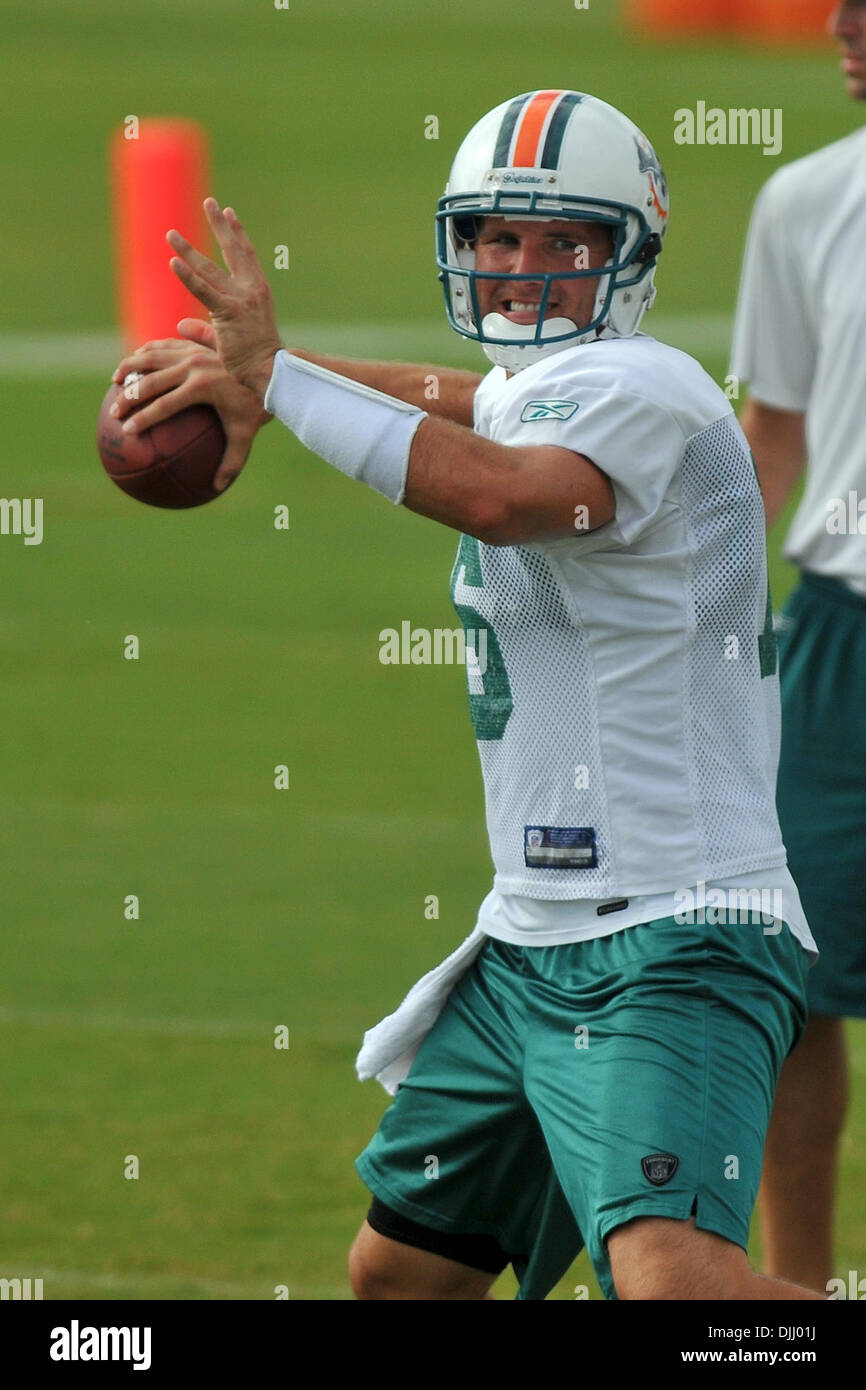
[730,178,812,529]
[148,201,614,540]
[401,416,613,543]
[739,395,807,527]
[285,348,483,426]
[112,335,482,437]
[110,329,483,501]
[114,335,614,544]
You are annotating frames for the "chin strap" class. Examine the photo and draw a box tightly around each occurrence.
[480,313,620,373]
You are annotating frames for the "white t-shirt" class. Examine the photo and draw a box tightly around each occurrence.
[453,334,816,956]
[730,125,866,596]
[477,868,816,956]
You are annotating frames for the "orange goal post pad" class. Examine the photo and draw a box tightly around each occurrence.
[626,0,737,35]
[627,0,832,40]
[111,117,213,351]
[741,0,833,41]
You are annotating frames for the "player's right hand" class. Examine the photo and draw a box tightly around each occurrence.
[110,327,272,491]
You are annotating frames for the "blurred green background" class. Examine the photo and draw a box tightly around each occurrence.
[0,0,862,1300]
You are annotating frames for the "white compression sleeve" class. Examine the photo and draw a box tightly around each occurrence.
[263,350,429,504]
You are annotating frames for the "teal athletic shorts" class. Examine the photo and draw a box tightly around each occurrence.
[776,571,866,1018]
[356,912,809,1300]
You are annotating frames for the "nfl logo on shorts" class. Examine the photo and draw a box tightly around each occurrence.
[641,1153,679,1186]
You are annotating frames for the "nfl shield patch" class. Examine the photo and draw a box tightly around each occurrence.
[641,1153,679,1186]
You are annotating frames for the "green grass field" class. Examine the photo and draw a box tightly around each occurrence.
[1,0,863,1300]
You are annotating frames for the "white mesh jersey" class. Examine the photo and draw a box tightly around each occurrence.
[730,126,866,596]
[451,334,786,901]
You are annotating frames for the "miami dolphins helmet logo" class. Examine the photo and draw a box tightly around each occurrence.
[634,135,669,222]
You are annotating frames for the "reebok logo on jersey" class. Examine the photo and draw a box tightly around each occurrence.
[641,1153,679,1186]
[519,400,579,422]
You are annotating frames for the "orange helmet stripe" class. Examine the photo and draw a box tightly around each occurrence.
[511,90,563,167]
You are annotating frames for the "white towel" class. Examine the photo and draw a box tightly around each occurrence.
[355,926,488,1095]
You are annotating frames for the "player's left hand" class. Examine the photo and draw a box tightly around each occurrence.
[167,199,283,400]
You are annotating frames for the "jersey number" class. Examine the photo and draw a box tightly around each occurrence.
[747,449,778,679]
[450,524,776,750]
[758,582,778,678]
[450,534,513,740]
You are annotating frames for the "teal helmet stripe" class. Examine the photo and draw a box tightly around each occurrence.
[538,91,584,168]
[492,93,531,167]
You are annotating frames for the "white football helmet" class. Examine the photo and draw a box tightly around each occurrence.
[436,90,670,372]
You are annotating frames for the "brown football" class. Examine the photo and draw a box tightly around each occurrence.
[97,372,230,508]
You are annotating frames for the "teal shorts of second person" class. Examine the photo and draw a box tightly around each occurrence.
[776,570,866,1017]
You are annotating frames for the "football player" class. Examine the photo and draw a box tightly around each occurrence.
[111,89,822,1300]
[730,0,866,1293]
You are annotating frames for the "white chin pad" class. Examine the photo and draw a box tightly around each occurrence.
[479,313,583,372]
[481,313,577,344]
